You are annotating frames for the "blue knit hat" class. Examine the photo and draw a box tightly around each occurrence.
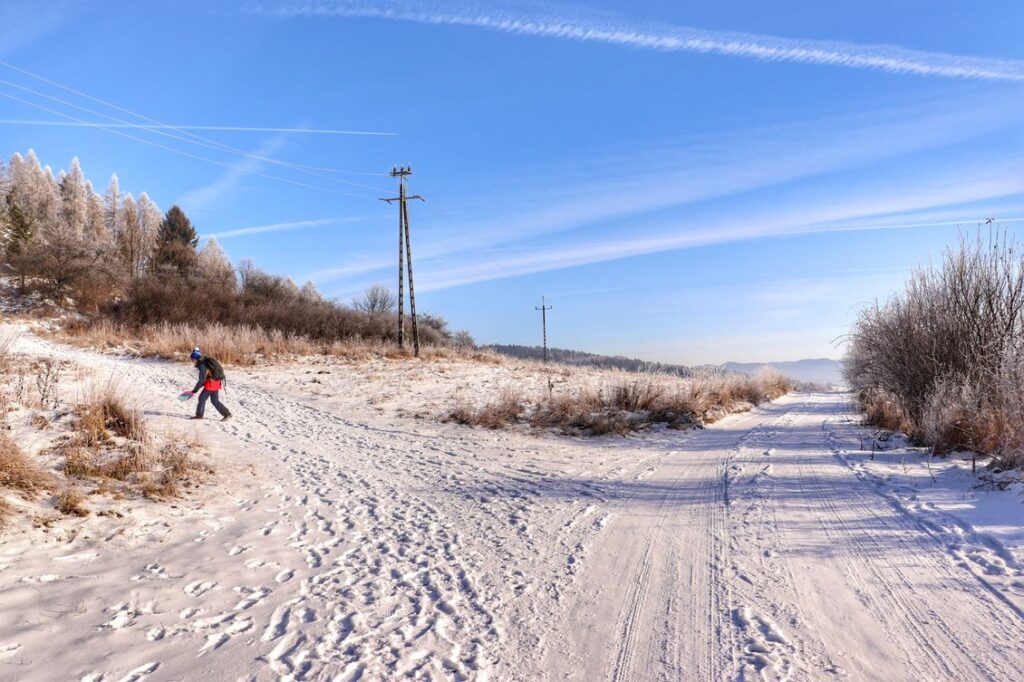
[190,347,202,361]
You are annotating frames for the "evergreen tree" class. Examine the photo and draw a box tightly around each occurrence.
[152,205,198,273]
[6,204,33,256]
[5,204,34,288]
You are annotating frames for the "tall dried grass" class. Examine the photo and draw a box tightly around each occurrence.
[0,433,53,523]
[62,389,210,497]
[0,328,17,371]
[73,385,148,447]
[448,368,793,436]
[59,319,500,366]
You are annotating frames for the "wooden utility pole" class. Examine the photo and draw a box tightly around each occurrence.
[381,165,425,356]
[535,296,552,363]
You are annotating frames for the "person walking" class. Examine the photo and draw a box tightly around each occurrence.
[182,347,232,421]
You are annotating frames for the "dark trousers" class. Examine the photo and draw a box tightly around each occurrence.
[197,389,230,418]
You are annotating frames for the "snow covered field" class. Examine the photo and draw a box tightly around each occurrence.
[1,327,1022,681]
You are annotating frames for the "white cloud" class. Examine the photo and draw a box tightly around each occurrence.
[256,1,1024,82]
[0,119,395,136]
[409,161,1024,292]
[307,96,1024,287]
[0,2,88,57]
[179,134,288,210]
[203,216,364,240]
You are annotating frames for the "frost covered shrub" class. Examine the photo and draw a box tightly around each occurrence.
[449,370,791,436]
[845,231,1024,468]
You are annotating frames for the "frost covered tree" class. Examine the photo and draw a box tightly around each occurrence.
[84,183,104,240]
[59,157,89,234]
[8,151,60,231]
[300,280,322,301]
[353,283,396,314]
[103,174,123,240]
[197,237,236,289]
[115,193,146,282]
[136,192,161,271]
[0,157,10,254]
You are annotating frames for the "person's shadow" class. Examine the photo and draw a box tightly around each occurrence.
[143,410,192,420]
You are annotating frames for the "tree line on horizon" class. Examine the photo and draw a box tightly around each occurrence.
[486,344,707,377]
[0,150,462,347]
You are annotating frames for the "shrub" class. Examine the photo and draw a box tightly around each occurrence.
[845,230,1024,468]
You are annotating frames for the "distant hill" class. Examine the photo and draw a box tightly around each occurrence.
[487,345,844,386]
[721,358,844,386]
[485,345,714,378]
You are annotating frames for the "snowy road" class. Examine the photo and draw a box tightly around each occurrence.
[545,395,1024,681]
[2,331,1022,680]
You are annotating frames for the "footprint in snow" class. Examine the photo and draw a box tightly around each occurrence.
[184,580,217,597]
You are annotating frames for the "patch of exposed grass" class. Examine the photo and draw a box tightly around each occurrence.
[0,433,52,498]
[74,388,148,447]
[55,487,88,517]
[445,388,526,429]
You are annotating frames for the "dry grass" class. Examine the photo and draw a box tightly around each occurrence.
[64,438,210,496]
[447,369,793,436]
[0,328,17,371]
[73,387,148,447]
[58,319,501,366]
[61,389,209,500]
[55,487,88,517]
[445,388,526,429]
[140,441,213,499]
[0,433,52,503]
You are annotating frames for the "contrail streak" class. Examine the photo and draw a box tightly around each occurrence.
[256,1,1024,82]
[0,119,396,136]
[204,217,363,239]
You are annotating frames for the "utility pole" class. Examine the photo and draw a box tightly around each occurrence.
[381,165,425,356]
[535,296,552,363]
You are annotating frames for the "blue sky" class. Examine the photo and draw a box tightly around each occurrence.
[2,0,1022,363]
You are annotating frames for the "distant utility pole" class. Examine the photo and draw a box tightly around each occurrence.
[535,296,552,363]
[381,165,425,356]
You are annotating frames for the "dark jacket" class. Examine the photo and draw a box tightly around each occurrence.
[192,358,222,393]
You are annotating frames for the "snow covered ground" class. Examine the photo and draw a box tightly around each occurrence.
[0,326,1022,681]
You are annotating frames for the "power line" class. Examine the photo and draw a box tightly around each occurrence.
[0,90,377,199]
[0,120,396,137]
[0,60,393,181]
[0,76,388,191]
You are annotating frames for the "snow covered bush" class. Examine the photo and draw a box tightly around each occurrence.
[845,230,1024,468]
